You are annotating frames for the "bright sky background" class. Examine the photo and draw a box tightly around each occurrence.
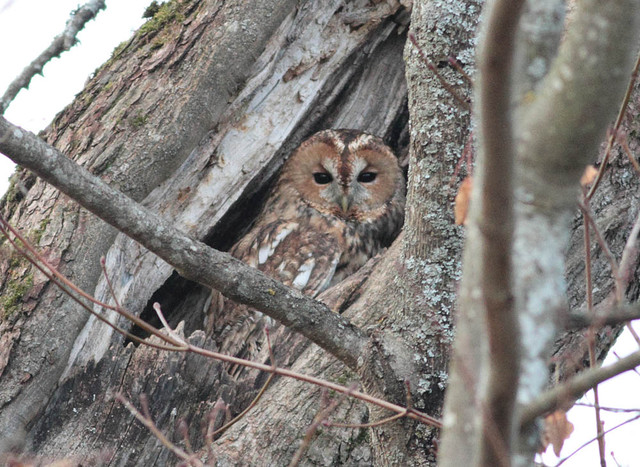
[1,1,639,466]
[0,0,150,192]
[539,326,640,466]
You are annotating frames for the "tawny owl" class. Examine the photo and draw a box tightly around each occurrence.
[207,129,405,365]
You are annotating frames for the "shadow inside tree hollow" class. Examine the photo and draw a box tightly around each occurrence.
[128,101,410,344]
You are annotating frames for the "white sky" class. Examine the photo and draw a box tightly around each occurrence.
[1,2,640,466]
[0,0,150,192]
[539,325,640,466]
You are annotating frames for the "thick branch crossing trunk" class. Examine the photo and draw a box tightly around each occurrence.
[2,0,640,465]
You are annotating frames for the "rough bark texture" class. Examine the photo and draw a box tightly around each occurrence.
[0,0,302,454]
[441,0,640,465]
[1,0,640,465]
[362,0,478,464]
[0,0,415,464]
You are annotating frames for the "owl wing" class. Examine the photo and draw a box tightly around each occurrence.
[233,219,342,298]
[207,218,344,362]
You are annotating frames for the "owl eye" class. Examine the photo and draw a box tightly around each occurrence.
[357,171,377,183]
[313,172,333,184]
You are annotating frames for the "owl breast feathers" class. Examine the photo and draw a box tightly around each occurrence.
[208,129,405,355]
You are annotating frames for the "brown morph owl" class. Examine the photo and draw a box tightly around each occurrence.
[207,129,405,369]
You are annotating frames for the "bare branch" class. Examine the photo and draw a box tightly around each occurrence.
[476,0,525,464]
[518,0,640,208]
[520,349,640,426]
[586,49,640,199]
[567,302,640,329]
[0,211,443,432]
[0,115,368,369]
[116,393,204,467]
[617,129,640,177]
[0,0,106,114]
[556,413,640,466]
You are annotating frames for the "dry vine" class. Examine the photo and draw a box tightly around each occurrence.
[0,213,442,463]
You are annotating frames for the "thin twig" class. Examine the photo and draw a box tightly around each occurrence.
[101,256,123,311]
[326,380,413,429]
[0,0,107,114]
[404,380,413,410]
[610,451,621,467]
[613,350,640,378]
[581,201,606,467]
[153,303,188,346]
[615,130,640,177]
[578,200,622,302]
[555,413,640,466]
[520,349,640,426]
[448,55,473,84]
[408,32,472,111]
[626,323,640,347]
[117,393,204,467]
[573,402,640,413]
[587,49,640,200]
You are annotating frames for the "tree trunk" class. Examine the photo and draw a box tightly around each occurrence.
[0,0,414,463]
[1,0,640,465]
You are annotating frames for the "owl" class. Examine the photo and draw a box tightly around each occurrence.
[207,129,405,367]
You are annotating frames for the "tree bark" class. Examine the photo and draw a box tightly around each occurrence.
[0,0,302,454]
[2,0,640,465]
[440,0,640,465]
[0,0,415,463]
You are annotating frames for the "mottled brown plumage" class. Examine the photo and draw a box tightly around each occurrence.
[206,129,405,367]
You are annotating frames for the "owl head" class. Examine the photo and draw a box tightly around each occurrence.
[278,129,405,223]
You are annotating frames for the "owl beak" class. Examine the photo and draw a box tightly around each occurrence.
[340,195,350,213]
